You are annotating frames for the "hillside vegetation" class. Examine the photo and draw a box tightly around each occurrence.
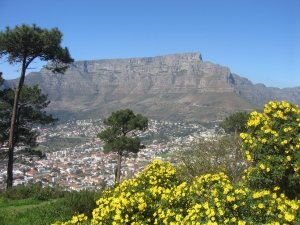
[0,184,102,225]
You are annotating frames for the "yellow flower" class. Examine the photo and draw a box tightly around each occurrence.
[284,212,295,222]
[274,186,280,191]
[261,138,267,144]
[283,127,292,132]
[231,217,237,222]
[240,133,248,139]
[259,164,266,170]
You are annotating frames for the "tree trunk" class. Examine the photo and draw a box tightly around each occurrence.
[115,151,122,184]
[15,107,21,144]
[6,60,26,189]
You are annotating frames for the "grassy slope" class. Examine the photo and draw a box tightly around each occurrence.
[0,198,71,225]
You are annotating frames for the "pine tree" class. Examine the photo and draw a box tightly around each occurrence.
[0,74,56,170]
[98,109,148,183]
[0,24,73,188]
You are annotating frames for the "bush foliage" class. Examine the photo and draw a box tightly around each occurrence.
[0,183,64,200]
[176,135,248,183]
[0,185,102,225]
[63,190,102,217]
[220,111,250,134]
[240,101,300,199]
[53,160,299,225]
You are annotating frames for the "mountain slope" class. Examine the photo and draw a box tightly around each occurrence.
[6,53,300,122]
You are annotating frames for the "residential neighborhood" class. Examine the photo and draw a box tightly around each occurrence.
[0,119,216,190]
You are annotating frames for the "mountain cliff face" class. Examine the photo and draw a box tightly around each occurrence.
[7,53,300,122]
[230,74,300,107]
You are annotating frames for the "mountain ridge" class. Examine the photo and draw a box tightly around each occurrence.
[5,52,300,122]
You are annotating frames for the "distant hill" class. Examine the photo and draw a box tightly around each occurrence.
[5,53,300,122]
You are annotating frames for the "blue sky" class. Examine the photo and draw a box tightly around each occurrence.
[0,0,299,88]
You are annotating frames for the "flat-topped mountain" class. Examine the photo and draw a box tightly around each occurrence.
[6,53,300,122]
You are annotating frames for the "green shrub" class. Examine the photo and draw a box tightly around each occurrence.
[2,183,40,199]
[1,183,65,200]
[240,101,300,199]
[176,135,248,183]
[63,190,102,217]
[219,111,250,134]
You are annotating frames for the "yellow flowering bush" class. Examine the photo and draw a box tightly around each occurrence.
[91,160,179,225]
[55,159,300,225]
[52,214,88,225]
[240,101,300,199]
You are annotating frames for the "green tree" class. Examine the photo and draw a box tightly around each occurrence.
[0,82,56,159]
[0,24,73,188]
[219,111,250,134]
[97,109,148,183]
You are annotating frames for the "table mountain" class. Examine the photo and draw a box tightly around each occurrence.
[6,53,300,122]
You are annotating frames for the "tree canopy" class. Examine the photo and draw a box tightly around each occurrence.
[0,24,73,73]
[0,24,73,188]
[0,84,56,149]
[98,109,148,183]
[219,111,250,134]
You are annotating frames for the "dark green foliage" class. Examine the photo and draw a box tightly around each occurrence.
[99,109,148,140]
[219,111,250,134]
[0,84,56,158]
[98,109,148,182]
[102,136,142,155]
[0,24,73,73]
[63,190,102,217]
[97,109,148,155]
[0,183,65,200]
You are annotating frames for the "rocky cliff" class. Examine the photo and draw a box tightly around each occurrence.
[6,53,300,122]
[231,74,300,107]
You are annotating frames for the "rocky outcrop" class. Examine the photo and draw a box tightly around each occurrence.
[7,53,300,122]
